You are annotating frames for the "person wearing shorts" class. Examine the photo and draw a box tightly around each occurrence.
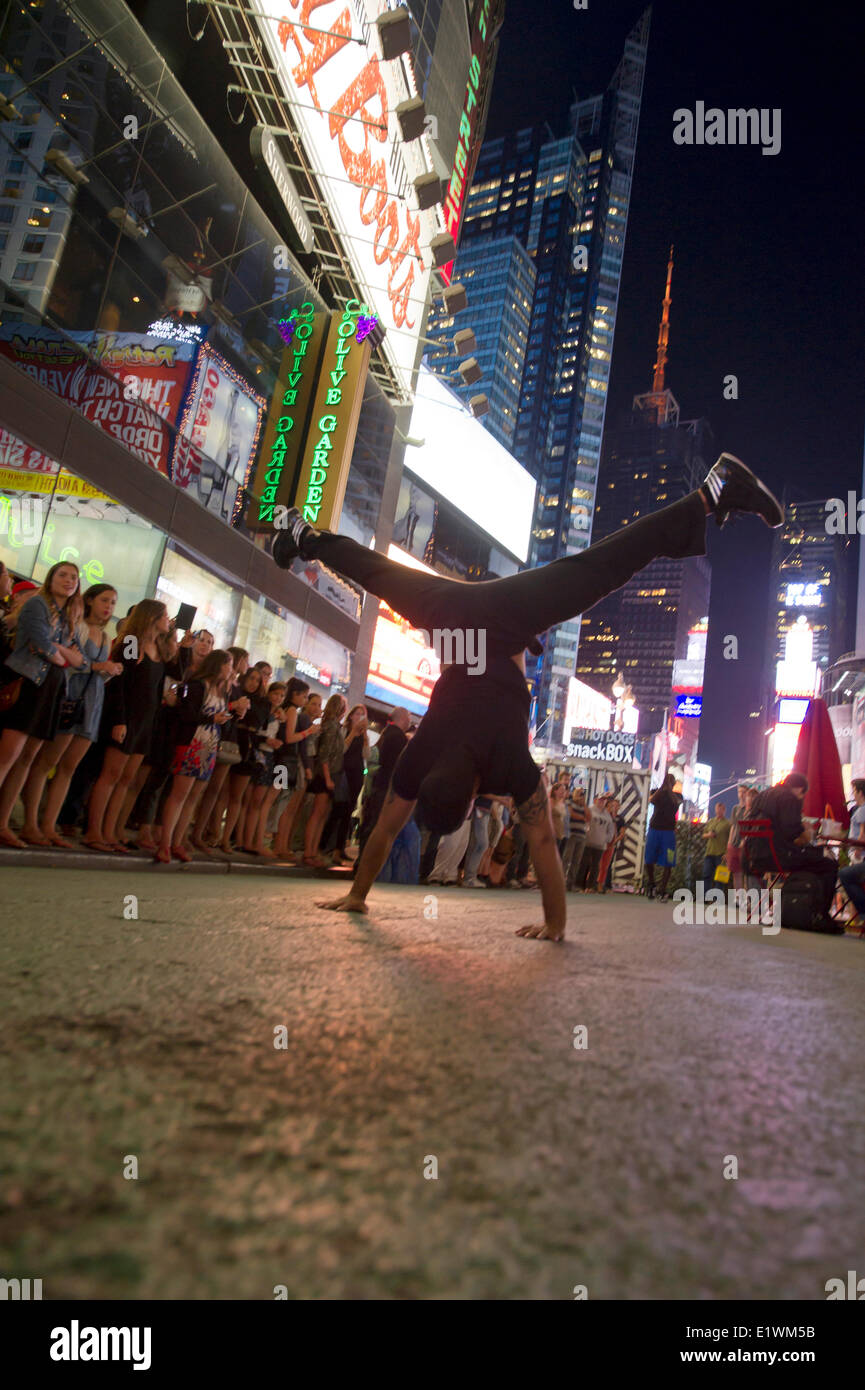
[644,773,682,900]
[272,454,784,941]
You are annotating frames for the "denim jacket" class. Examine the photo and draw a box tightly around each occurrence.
[5,594,70,687]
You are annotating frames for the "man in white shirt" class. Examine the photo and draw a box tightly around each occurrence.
[575,794,616,892]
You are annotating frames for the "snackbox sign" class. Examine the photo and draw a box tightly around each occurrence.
[566,729,637,763]
[251,0,434,393]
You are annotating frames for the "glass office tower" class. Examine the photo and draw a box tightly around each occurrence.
[426,234,535,448]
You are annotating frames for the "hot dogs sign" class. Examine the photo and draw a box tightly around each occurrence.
[251,0,435,393]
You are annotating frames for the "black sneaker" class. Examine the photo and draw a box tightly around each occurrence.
[646,884,656,900]
[272,507,320,567]
[702,453,784,530]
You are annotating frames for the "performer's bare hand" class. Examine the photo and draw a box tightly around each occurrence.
[317,894,368,914]
[515,923,564,942]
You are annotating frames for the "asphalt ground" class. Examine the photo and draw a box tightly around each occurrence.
[1,865,863,1300]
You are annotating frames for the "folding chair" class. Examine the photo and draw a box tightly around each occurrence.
[738,818,791,924]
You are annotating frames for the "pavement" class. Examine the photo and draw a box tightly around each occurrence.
[1,865,863,1301]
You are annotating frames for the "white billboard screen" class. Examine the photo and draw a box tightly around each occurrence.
[406,366,536,562]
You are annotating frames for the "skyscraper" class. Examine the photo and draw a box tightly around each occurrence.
[427,8,652,741]
[578,249,714,746]
[426,234,535,449]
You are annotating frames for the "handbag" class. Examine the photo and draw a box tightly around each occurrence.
[0,675,22,713]
[217,738,241,766]
[714,863,731,884]
[58,667,96,733]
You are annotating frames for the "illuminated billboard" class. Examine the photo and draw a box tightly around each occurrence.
[675,693,703,718]
[365,545,442,716]
[785,582,823,608]
[775,615,819,697]
[565,676,611,737]
[250,1,436,393]
[406,366,536,561]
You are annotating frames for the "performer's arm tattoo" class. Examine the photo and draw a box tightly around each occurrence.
[517,779,549,827]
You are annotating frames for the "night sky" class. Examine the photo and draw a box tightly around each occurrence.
[484,0,865,787]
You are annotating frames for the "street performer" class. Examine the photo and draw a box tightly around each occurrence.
[273,455,783,940]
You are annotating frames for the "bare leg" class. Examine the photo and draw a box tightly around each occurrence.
[221,772,251,851]
[159,775,195,853]
[253,785,280,855]
[20,732,73,840]
[176,780,206,849]
[115,761,151,842]
[513,780,567,942]
[304,792,331,862]
[242,785,266,850]
[103,753,144,844]
[87,746,127,845]
[40,735,91,842]
[274,782,306,856]
[194,761,228,846]
[317,789,416,912]
[0,733,43,836]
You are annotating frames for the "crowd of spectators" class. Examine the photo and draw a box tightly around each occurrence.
[0,559,372,863]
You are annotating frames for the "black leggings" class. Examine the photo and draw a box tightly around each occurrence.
[308,491,708,654]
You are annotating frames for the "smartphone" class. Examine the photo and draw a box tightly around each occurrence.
[175,602,197,631]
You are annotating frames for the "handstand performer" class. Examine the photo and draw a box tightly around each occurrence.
[273,455,783,940]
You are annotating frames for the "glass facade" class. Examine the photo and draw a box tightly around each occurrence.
[0,0,392,681]
[427,234,535,449]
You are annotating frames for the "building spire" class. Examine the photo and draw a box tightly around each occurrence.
[652,244,673,395]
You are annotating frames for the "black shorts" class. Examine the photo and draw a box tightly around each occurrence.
[391,700,540,810]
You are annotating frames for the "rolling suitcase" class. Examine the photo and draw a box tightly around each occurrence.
[780,872,825,931]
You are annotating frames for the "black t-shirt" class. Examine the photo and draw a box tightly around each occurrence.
[650,787,681,831]
[749,785,803,864]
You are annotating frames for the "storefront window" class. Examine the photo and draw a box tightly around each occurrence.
[0,424,164,609]
[156,545,241,649]
[32,488,164,618]
[236,594,296,680]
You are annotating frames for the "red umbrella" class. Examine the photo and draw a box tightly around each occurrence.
[793,697,849,828]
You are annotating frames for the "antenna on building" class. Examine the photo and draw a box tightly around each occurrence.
[632,245,679,427]
[652,244,674,399]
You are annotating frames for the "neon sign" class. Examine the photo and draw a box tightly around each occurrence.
[440,0,499,283]
[292,299,373,531]
[146,318,204,345]
[253,301,321,526]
